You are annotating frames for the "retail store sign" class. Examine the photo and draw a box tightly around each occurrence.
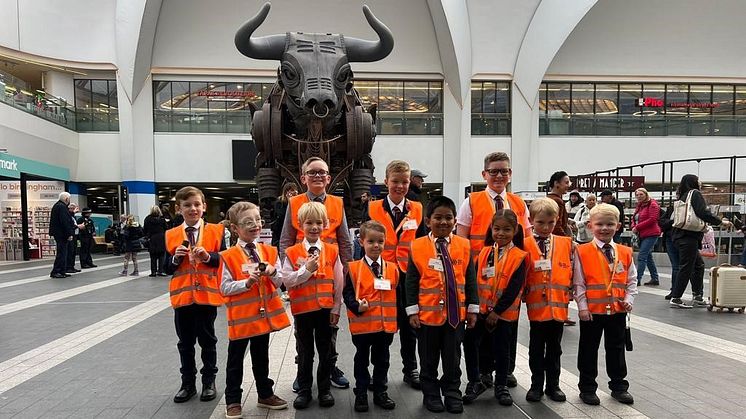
[637,97,719,108]
[637,97,663,107]
[0,153,69,180]
[571,175,645,192]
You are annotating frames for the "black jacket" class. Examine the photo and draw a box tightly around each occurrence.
[49,200,75,239]
[143,215,167,253]
[122,225,145,253]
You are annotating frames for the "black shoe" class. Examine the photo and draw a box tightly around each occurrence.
[403,370,421,389]
[89,264,98,268]
[423,396,445,413]
[670,298,693,309]
[611,390,634,404]
[330,367,350,389]
[148,273,157,277]
[318,392,335,407]
[444,397,463,413]
[664,293,673,300]
[579,392,600,405]
[173,386,196,403]
[65,268,80,273]
[373,392,395,410]
[200,382,216,401]
[480,373,494,388]
[293,393,312,409]
[545,387,566,402]
[157,272,168,277]
[495,386,513,406]
[644,280,660,286]
[292,377,300,393]
[506,373,518,388]
[50,273,67,278]
[525,387,543,402]
[354,393,369,412]
[463,381,487,404]
[63,273,72,277]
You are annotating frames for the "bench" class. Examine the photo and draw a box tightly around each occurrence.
[94,236,115,254]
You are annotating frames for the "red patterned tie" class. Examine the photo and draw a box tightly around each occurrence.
[436,238,460,328]
[494,195,504,210]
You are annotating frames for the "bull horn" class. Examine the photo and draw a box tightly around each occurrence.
[345,5,394,62]
[234,2,285,60]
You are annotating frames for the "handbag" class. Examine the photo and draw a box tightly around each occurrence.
[672,190,706,232]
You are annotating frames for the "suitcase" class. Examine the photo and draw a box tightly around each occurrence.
[708,228,746,313]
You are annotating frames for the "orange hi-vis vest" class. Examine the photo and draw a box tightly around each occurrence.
[524,235,573,322]
[467,190,530,260]
[285,242,338,315]
[289,193,344,245]
[577,242,633,315]
[368,199,422,272]
[410,235,470,326]
[346,259,399,335]
[476,244,527,321]
[219,244,290,340]
[165,222,225,308]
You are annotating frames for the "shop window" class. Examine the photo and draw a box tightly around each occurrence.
[471,81,511,135]
[712,85,735,136]
[74,78,118,131]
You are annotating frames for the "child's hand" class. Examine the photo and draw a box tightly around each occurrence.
[623,302,633,312]
[466,313,477,329]
[174,245,189,258]
[261,264,276,277]
[358,298,369,312]
[579,309,593,321]
[408,314,420,329]
[485,311,498,327]
[305,254,320,272]
[245,272,260,289]
[193,246,210,262]
[329,313,340,325]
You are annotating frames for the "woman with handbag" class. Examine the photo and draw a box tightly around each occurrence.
[143,206,168,277]
[631,188,662,286]
[669,175,731,308]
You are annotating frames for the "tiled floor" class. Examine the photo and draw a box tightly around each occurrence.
[1,255,745,418]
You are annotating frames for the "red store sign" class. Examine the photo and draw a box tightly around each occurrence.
[636,97,719,108]
[571,175,645,192]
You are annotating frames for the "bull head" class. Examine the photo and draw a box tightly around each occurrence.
[235,3,393,122]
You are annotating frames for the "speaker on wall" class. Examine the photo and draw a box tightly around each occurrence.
[232,140,258,180]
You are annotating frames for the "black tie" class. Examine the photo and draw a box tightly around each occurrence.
[371,261,381,278]
[245,242,260,263]
[535,235,547,256]
[392,206,403,226]
[185,226,196,246]
[603,244,614,264]
[313,196,324,203]
[494,195,504,210]
[308,246,319,257]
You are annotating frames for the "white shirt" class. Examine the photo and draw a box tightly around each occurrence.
[220,238,283,296]
[364,255,384,271]
[572,238,638,311]
[456,188,531,229]
[387,196,405,214]
[279,238,344,314]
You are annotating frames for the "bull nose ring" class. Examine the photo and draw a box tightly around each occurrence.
[312,103,329,118]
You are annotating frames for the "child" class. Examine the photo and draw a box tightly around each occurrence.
[364,159,427,390]
[465,209,527,406]
[573,203,638,406]
[218,202,290,418]
[280,202,344,409]
[342,220,398,412]
[523,198,573,403]
[279,157,351,391]
[405,196,479,414]
[164,186,226,404]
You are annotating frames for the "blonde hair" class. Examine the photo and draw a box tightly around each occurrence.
[635,188,650,202]
[301,157,328,173]
[149,205,162,217]
[483,152,510,169]
[589,203,620,222]
[529,197,559,218]
[175,186,205,205]
[359,220,386,239]
[126,214,136,226]
[297,202,328,224]
[227,201,259,226]
[385,160,410,178]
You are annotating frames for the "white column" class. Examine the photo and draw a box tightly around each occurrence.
[442,84,472,201]
[510,84,541,192]
[42,71,74,104]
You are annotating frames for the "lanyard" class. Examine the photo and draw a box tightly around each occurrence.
[489,243,514,305]
[595,245,619,296]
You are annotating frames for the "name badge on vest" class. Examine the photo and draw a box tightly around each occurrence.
[482,266,495,278]
[534,259,551,272]
[611,263,624,274]
[402,219,418,231]
[428,258,444,272]
[241,263,258,274]
[374,278,392,291]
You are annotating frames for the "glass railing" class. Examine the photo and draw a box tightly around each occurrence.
[1,81,76,130]
[471,113,512,135]
[539,114,746,136]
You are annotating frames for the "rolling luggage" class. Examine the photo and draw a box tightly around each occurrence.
[707,228,746,313]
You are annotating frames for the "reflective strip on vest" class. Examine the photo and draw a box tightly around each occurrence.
[224,290,280,308]
[228,307,287,326]
[526,301,569,310]
[348,315,398,323]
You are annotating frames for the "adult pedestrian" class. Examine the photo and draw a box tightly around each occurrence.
[600,190,626,242]
[49,192,74,278]
[271,183,298,247]
[120,215,144,276]
[143,205,168,277]
[573,193,597,243]
[659,198,679,300]
[546,171,573,236]
[77,208,97,268]
[669,174,731,308]
[631,188,661,286]
[358,191,371,225]
[566,190,584,220]
[406,169,427,202]
[66,203,82,273]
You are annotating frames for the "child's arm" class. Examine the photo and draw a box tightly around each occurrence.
[335,215,354,264]
[623,257,638,311]
[279,256,313,288]
[404,255,420,318]
[572,248,591,320]
[268,258,283,288]
[463,257,480,315]
[331,257,344,315]
[342,270,361,315]
[219,259,254,296]
[278,210,296,261]
[492,258,527,316]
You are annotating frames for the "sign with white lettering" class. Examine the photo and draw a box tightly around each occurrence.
[571,176,645,192]
[0,153,69,180]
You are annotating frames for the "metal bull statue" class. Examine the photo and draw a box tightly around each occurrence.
[235,2,393,219]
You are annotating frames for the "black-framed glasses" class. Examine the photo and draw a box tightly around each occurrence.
[485,168,511,177]
[305,170,329,178]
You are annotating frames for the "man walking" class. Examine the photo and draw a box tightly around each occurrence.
[49,192,75,278]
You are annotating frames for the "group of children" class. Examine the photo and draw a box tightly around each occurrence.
[162,153,637,418]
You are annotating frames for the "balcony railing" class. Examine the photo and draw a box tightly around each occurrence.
[540,114,746,136]
[1,84,76,130]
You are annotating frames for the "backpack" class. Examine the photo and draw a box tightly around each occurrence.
[658,205,673,231]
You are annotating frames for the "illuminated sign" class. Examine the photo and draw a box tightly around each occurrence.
[637,97,719,108]
[571,175,645,192]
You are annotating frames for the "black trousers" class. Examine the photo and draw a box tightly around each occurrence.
[577,313,629,393]
[225,333,274,404]
[528,320,564,390]
[51,236,68,275]
[174,304,218,387]
[351,331,394,394]
[396,273,418,373]
[417,323,465,401]
[463,317,489,383]
[491,320,515,387]
[79,235,94,267]
[149,251,164,274]
[672,235,705,298]
[295,308,333,395]
[66,237,77,269]
[294,323,338,368]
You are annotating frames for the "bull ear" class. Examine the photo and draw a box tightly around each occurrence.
[234,2,286,60]
[367,103,377,122]
[345,5,394,62]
